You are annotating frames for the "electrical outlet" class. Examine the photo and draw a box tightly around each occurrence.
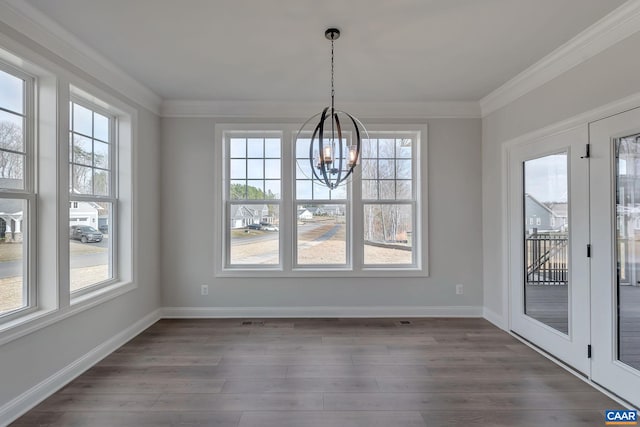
[455,284,464,295]
[201,285,209,296]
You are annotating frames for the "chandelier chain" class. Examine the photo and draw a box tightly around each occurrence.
[331,38,335,113]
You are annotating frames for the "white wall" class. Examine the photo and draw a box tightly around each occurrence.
[482,31,640,324]
[0,22,161,417]
[160,117,483,312]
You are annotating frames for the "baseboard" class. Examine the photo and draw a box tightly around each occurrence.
[482,307,506,330]
[161,305,483,318]
[0,308,162,426]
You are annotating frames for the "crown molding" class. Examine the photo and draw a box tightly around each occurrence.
[0,0,162,115]
[161,100,481,119]
[480,0,640,117]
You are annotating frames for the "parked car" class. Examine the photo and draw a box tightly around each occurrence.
[262,225,279,231]
[70,225,103,243]
[98,224,109,234]
[246,224,262,230]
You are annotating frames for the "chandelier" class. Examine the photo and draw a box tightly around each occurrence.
[296,28,367,190]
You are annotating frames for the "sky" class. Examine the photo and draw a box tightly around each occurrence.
[524,153,568,203]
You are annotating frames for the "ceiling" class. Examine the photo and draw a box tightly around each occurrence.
[24,0,627,104]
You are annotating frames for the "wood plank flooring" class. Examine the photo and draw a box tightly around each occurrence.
[11,318,624,427]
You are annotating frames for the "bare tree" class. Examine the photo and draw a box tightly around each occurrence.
[0,121,24,182]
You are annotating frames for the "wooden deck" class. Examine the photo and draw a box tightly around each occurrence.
[11,318,624,427]
[526,284,640,368]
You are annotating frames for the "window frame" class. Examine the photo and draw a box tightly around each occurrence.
[68,96,118,296]
[0,60,37,322]
[359,132,421,270]
[223,129,284,271]
[215,123,428,278]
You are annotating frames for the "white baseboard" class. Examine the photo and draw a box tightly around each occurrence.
[162,305,483,318]
[0,308,161,426]
[483,307,506,330]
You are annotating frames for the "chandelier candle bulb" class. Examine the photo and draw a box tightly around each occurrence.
[322,145,333,164]
[348,145,358,167]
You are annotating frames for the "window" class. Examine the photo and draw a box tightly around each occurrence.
[218,124,426,276]
[362,136,416,266]
[226,134,281,267]
[69,100,115,293]
[0,64,34,318]
[295,137,348,266]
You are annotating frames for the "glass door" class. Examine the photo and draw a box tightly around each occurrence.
[509,126,590,374]
[590,108,640,407]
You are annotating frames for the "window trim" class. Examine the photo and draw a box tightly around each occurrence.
[215,123,429,278]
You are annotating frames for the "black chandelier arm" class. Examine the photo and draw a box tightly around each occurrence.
[333,111,344,187]
[334,111,363,184]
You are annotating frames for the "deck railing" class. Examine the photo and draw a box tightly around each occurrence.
[526,233,568,285]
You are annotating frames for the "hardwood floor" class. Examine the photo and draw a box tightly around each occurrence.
[11,318,624,427]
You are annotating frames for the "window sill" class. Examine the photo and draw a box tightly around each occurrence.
[0,280,136,347]
[215,268,429,279]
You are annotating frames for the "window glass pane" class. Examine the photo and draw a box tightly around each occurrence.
[523,153,569,334]
[364,204,413,265]
[246,180,264,199]
[93,113,109,142]
[362,138,377,158]
[378,139,395,157]
[396,138,412,158]
[229,138,246,158]
[247,138,264,158]
[0,152,24,189]
[264,180,280,199]
[0,110,24,152]
[94,170,110,196]
[379,181,395,200]
[247,160,264,179]
[296,160,313,180]
[396,159,411,179]
[72,135,93,166]
[297,180,312,199]
[94,141,109,169]
[0,70,23,114]
[296,138,311,158]
[297,204,346,265]
[70,202,111,292]
[72,164,93,194]
[230,159,246,179]
[264,138,280,158]
[229,203,279,265]
[0,199,27,315]
[230,181,247,199]
[362,180,377,200]
[73,103,93,136]
[312,182,331,200]
[397,180,412,200]
[361,159,377,179]
[264,159,280,179]
[378,159,395,179]
[331,185,347,200]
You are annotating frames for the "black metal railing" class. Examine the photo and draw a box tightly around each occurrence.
[526,233,568,285]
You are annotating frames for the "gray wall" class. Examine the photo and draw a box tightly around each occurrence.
[161,118,483,309]
[482,32,640,321]
[0,26,161,409]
